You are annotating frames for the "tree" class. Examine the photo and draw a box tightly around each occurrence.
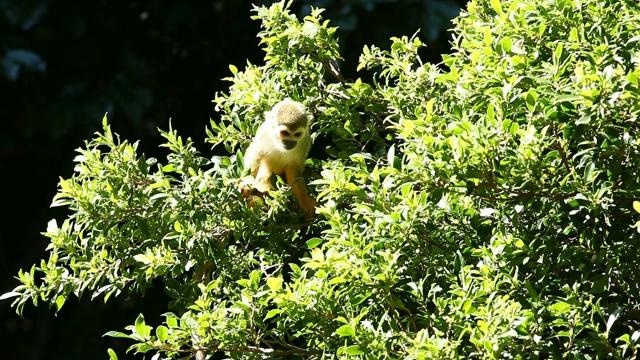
[4,0,640,358]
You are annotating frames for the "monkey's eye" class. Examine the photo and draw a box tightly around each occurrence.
[293,131,302,137]
[280,130,290,137]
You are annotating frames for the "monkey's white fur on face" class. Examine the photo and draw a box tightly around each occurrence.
[267,98,312,150]
[242,98,317,217]
[272,123,306,151]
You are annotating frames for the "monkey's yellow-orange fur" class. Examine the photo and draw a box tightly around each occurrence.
[241,99,317,218]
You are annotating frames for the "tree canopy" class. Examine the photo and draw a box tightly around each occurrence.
[4,0,640,358]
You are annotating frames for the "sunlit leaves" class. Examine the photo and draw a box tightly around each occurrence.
[4,0,640,359]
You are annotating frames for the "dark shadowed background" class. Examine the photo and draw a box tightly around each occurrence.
[0,0,465,358]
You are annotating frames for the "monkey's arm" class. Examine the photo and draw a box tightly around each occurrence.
[285,165,316,218]
[253,159,276,193]
[240,143,271,198]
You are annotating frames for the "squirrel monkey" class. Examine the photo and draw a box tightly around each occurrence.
[241,99,317,218]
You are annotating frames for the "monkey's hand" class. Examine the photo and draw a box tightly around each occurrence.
[292,185,316,219]
[301,198,317,219]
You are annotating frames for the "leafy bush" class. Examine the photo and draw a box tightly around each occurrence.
[4,0,640,358]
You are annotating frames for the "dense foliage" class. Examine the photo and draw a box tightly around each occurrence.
[4,0,640,358]
[0,1,462,358]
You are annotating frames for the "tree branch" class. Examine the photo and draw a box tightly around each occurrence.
[301,45,346,83]
[148,341,321,358]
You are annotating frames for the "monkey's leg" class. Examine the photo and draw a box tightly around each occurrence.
[285,166,317,218]
[238,178,252,199]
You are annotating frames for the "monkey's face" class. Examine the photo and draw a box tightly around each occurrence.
[275,125,305,151]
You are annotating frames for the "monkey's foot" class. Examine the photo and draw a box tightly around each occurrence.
[240,186,269,199]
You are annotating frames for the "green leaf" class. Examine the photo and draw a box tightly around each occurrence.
[134,314,146,336]
[266,277,283,291]
[133,254,152,265]
[236,279,251,288]
[583,162,596,182]
[335,324,355,338]
[103,331,133,339]
[556,94,582,103]
[500,37,512,53]
[156,325,169,342]
[387,144,396,168]
[526,90,537,107]
[55,295,66,311]
[462,299,473,314]
[0,291,21,300]
[550,301,571,315]
[633,201,640,213]
[487,102,495,122]
[490,0,503,15]
[328,277,347,285]
[569,27,579,42]
[553,43,563,65]
[619,334,631,344]
[107,348,119,360]
[607,308,623,334]
[628,72,638,86]
[264,309,283,320]
[250,270,261,289]
[59,178,72,192]
[133,343,154,354]
[163,313,178,328]
[576,114,591,125]
[345,345,365,355]
[306,237,323,249]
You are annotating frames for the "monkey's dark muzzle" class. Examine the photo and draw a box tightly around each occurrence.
[282,140,297,150]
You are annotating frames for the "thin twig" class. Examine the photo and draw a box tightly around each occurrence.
[301,45,346,83]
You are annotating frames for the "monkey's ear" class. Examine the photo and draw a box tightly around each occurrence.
[306,114,314,125]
